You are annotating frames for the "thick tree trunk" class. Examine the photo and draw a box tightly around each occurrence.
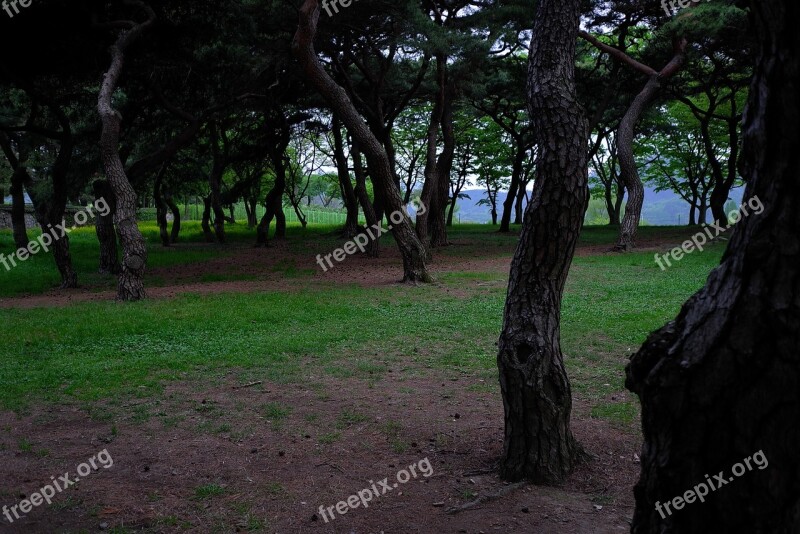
[292,0,431,282]
[626,1,800,531]
[96,2,154,301]
[417,100,443,246]
[93,180,121,275]
[497,0,587,483]
[245,196,258,228]
[10,167,29,250]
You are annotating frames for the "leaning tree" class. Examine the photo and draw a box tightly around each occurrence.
[626,0,800,530]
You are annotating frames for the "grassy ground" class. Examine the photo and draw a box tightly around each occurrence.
[0,223,723,418]
[0,222,728,533]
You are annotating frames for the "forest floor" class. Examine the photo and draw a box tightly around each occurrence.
[0,224,724,533]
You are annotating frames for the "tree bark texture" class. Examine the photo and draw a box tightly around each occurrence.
[97,2,155,300]
[613,43,686,250]
[497,0,588,484]
[626,1,800,531]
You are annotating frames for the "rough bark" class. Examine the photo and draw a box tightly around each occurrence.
[626,1,800,531]
[96,2,155,301]
[292,0,430,282]
[614,63,680,250]
[497,0,587,483]
[93,179,121,275]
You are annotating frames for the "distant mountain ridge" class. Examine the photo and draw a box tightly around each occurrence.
[452,187,745,225]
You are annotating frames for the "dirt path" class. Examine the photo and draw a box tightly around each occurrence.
[0,230,691,310]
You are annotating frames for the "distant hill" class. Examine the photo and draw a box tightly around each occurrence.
[452,186,745,225]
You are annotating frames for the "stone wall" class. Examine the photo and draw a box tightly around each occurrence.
[0,206,38,229]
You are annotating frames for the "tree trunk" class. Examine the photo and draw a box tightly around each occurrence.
[613,44,687,250]
[513,179,527,225]
[1,116,76,288]
[500,144,525,232]
[201,195,215,242]
[208,123,227,244]
[10,167,29,250]
[92,180,121,275]
[626,1,800,531]
[352,142,380,257]
[292,0,431,282]
[154,167,171,247]
[165,192,181,243]
[256,161,287,246]
[417,54,454,248]
[333,117,359,239]
[709,100,741,225]
[497,0,587,483]
[96,2,155,301]
[430,87,455,248]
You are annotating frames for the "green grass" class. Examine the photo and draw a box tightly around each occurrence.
[0,225,725,414]
[194,483,226,499]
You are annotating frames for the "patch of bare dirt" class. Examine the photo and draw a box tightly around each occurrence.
[0,366,637,533]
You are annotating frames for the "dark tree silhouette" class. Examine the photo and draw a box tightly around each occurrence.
[626,0,800,530]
